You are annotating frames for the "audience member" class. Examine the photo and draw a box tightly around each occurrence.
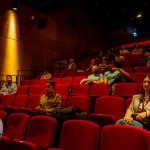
[132,43,143,54]
[66,58,77,70]
[144,50,150,66]
[106,48,116,61]
[146,54,150,66]
[104,61,129,94]
[80,65,103,84]
[35,80,62,116]
[98,57,107,71]
[116,74,150,130]
[40,68,52,80]
[86,58,96,72]
[0,75,17,95]
[97,50,104,61]
[142,49,150,66]
[104,61,129,85]
[99,50,103,58]
[119,45,130,54]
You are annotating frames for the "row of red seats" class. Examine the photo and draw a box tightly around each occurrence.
[17,82,141,98]
[21,71,150,89]
[51,66,150,78]
[0,111,150,150]
[0,112,57,150]
[53,73,148,84]
[23,66,150,85]
[0,94,136,121]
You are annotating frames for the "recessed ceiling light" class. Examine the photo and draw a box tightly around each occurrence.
[30,16,35,20]
[137,14,142,18]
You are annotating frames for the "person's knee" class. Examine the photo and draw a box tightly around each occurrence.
[132,120,143,128]
[116,118,126,124]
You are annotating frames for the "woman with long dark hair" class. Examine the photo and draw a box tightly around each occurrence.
[116,74,150,129]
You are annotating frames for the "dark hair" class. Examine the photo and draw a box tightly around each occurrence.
[6,75,12,79]
[140,74,150,96]
[46,79,55,87]
[106,60,114,65]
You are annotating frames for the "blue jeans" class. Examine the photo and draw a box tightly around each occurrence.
[116,118,143,128]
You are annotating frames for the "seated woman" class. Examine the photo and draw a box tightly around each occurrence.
[35,80,62,117]
[40,68,52,80]
[98,57,107,72]
[116,74,150,130]
[132,43,143,54]
[119,45,130,54]
[80,65,103,84]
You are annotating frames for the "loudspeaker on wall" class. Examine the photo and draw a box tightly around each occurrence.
[38,18,47,29]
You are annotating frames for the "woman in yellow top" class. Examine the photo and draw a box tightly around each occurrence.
[40,68,52,80]
[132,43,143,54]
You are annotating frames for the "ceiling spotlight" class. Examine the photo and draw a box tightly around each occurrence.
[30,16,35,20]
[137,14,142,18]
[12,0,17,11]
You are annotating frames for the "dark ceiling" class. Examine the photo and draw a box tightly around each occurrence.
[16,0,150,37]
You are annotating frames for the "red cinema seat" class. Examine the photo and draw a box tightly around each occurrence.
[20,80,29,86]
[16,85,29,95]
[89,83,110,96]
[134,66,150,73]
[29,79,39,86]
[52,78,61,85]
[94,96,125,121]
[61,77,74,85]
[28,85,42,95]
[0,113,30,150]
[88,114,116,129]
[0,94,15,110]
[71,84,90,96]
[11,116,57,150]
[55,84,70,97]
[47,120,100,150]
[100,125,150,150]
[129,73,146,83]
[38,79,48,86]
[4,95,29,114]
[125,97,132,111]
[73,76,87,84]
[67,95,91,114]
[0,110,7,123]
[61,96,67,108]
[17,95,41,115]
[113,83,139,98]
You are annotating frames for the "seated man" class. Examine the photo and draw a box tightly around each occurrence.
[104,61,129,85]
[35,80,62,116]
[0,75,17,95]
[80,65,103,84]
[66,58,77,70]
[86,58,96,72]
[104,61,129,94]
